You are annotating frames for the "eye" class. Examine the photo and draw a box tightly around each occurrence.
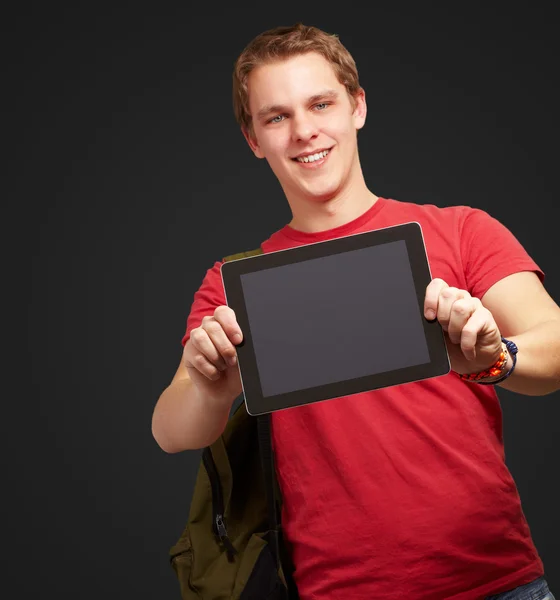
[268,114,285,124]
[314,102,330,111]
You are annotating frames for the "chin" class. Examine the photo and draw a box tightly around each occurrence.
[306,192,338,203]
[280,172,343,204]
[303,182,342,203]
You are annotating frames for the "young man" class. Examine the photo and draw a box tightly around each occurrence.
[152,23,560,600]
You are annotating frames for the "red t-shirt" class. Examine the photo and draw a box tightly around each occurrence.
[182,198,545,600]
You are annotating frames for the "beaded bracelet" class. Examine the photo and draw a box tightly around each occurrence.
[458,337,518,385]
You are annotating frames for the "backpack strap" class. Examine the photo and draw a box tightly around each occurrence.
[222,248,280,518]
[223,249,285,559]
[258,414,297,598]
[222,247,265,262]
[257,413,281,562]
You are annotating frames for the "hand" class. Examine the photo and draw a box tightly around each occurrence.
[424,278,503,375]
[183,306,243,405]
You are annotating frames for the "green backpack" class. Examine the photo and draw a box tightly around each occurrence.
[169,248,299,600]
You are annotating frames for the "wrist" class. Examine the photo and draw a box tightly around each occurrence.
[458,337,518,385]
[479,349,513,383]
[197,382,239,413]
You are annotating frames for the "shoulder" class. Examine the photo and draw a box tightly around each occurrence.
[382,197,486,235]
[383,197,473,219]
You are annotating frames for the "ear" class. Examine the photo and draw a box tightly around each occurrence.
[242,126,265,159]
[352,88,367,131]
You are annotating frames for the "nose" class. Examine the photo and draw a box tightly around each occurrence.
[291,110,319,143]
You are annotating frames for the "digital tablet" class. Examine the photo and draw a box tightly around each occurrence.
[221,221,450,416]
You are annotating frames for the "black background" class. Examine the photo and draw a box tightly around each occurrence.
[17,2,559,597]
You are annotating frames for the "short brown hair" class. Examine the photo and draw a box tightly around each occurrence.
[233,23,361,136]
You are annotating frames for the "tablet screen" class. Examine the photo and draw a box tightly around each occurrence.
[221,222,450,415]
[240,240,430,397]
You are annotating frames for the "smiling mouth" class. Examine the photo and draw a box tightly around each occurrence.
[291,148,332,163]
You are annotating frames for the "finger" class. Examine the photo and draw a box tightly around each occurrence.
[438,288,470,334]
[201,315,238,367]
[447,296,475,345]
[424,278,449,320]
[184,347,222,381]
[189,326,228,371]
[459,300,490,361]
[213,306,243,345]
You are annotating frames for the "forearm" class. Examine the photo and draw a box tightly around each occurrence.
[498,320,560,396]
[152,379,232,453]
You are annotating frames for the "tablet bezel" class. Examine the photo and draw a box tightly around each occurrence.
[221,221,450,416]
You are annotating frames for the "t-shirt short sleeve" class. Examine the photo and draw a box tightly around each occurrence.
[459,207,544,300]
[181,260,226,347]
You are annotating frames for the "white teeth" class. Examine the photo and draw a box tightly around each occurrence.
[296,149,329,163]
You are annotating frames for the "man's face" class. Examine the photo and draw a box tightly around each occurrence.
[244,52,366,204]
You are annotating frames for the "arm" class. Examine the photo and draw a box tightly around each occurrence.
[424,271,560,396]
[151,307,244,453]
[481,271,560,396]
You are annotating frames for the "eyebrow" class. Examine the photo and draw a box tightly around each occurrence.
[256,89,340,120]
